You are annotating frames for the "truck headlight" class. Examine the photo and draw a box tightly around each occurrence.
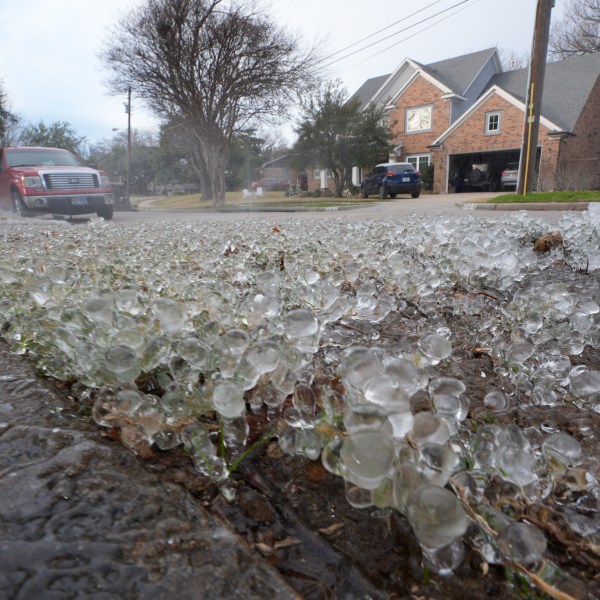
[23,175,43,191]
[100,175,111,188]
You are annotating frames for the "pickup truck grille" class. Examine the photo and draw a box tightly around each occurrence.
[43,173,98,190]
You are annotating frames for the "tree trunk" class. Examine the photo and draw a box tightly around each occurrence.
[195,125,228,206]
[189,139,213,202]
[333,171,342,197]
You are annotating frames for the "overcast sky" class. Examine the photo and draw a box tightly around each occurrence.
[0,0,566,147]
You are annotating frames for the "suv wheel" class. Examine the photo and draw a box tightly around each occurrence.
[411,191,421,199]
[360,188,368,199]
[378,185,388,199]
[96,206,114,220]
[12,190,32,217]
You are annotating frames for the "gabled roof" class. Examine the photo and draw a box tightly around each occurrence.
[429,85,562,147]
[262,154,298,168]
[486,51,600,131]
[352,74,390,109]
[352,48,500,109]
[420,47,500,95]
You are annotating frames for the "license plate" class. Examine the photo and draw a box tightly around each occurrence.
[402,177,410,182]
[72,197,88,205]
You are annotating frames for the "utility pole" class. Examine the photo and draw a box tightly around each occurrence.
[124,87,132,207]
[517,0,554,195]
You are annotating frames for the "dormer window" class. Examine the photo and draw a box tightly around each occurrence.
[406,106,432,132]
[485,111,501,135]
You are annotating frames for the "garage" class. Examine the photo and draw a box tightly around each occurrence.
[448,149,522,193]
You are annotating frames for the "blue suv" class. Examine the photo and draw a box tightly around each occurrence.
[360,162,422,199]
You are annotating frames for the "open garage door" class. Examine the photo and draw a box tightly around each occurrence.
[449,149,520,193]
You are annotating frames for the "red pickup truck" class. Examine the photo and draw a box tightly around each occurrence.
[0,146,114,219]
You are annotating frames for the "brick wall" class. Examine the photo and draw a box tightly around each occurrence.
[442,95,525,155]
[388,75,452,158]
[555,77,600,189]
[436,93,561,193]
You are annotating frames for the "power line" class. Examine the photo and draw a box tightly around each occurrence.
[324,0,447,59]
[318,0,473,71]
[334,0,482,75]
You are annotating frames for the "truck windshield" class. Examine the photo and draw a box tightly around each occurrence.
[5,148,84,168]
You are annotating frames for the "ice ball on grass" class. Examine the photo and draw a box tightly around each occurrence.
[410,412,451,447]
[255,271,280,296]
[364,374,410,413]
[342,404,393,436]
[177,337,210,369]
[83,293,113,325]
[385,356,426,397]
[542,432,582,466]
[284,308,320,354]
[181,422,228,482]
[495,425,538,486]
[244,339,281,375]
[387,410,415,440]
[340,346,384,392]
[344,479,373,509]
[416,443,460,487]
[102,344,140,385]
[506,342,535,366]
[483,389,509,413]
[497,522,547,567]
[212,381,246,419]
[279,428,323,460]
[418,333,452,365]
[153,297,186,334]
[406,485,468,550]
[340,430,395,490]
[140,334,171,371]
[569,367,600,399]
[429,376,469,422]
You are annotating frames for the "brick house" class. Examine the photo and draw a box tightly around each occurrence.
[353,48,600,193]
[259,154,298,187]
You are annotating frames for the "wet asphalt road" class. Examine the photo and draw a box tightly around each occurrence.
[119,192,572,224]
[0,192,574,226]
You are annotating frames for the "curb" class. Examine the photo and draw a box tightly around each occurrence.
[460,202,590,212]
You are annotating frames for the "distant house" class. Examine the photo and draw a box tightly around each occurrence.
[353,48,600,193]
[259,154,299,187]
[156,183,201,196]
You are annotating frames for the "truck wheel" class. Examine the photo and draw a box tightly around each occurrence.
[96,206,114,220]
[12,190,32,217]
[378,185,388,199]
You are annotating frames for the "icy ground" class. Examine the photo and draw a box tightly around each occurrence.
[1,210,600,597]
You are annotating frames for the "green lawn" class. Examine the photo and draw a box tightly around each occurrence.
[133,189,600,209]
[489,190,600,203]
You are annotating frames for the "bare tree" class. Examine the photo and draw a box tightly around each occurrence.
[0,80,18,146]
[101,0,318,204]
[549,0,600,59]
[498,49,529,71]
[19,120,87,155]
